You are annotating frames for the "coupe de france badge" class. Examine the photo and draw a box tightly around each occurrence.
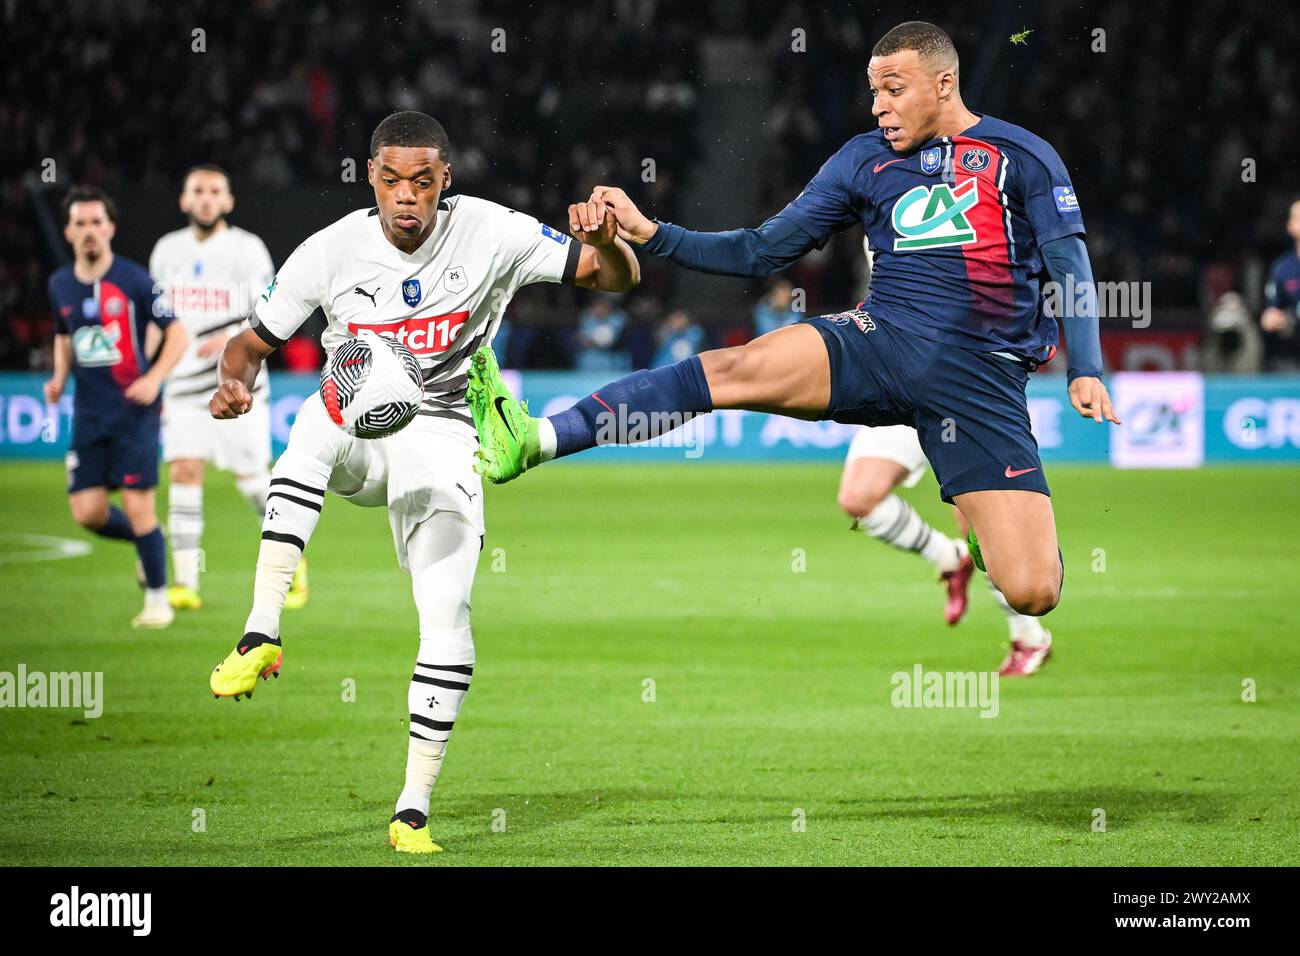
[540,223,568,244]
[402,278,422,307]
[920,147,942,175]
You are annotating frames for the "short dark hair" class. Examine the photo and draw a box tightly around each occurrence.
[872,21,959,72]
[62,185,118,224]
[370,111,452,163]
[183,163,232,189]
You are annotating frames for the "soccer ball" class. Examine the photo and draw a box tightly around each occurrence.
[320,329,424,438]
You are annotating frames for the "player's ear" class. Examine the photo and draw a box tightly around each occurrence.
[106,220,116,241]
[366,158,375,187]
[442,165,452,190]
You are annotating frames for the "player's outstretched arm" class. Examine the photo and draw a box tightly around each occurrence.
[210,327,275,419]
[568,201,640,292]
[588,185,819,279]
[1041,235,1120,425]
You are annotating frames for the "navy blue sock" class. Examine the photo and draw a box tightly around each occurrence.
[95,506,135,541]
[549,356,714,459]
[134,527,167,589]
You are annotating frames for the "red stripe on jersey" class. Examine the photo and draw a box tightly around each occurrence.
[99,279,141,390]
[953,138,1015,315]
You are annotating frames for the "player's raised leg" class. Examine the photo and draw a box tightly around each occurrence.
[387,509,480,854]
[210,393,351,699]
[231,466,309,610]
[947,503,1053,673]
[953,489,1062,617]
[468,322,831,482]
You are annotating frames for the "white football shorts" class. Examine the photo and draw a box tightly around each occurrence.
[844,424,929,488]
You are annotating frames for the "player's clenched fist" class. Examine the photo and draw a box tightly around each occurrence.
[587,186,657,244]
[210,380,253,419]
[567,200,618,248]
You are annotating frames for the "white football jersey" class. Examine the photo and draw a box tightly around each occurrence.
[250,195,578,422]
[150,225,275,403]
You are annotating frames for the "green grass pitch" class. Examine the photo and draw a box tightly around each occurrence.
[0,460,1296,866]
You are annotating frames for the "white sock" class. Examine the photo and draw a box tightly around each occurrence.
[396,738,447,817]
[168,483,203,590]
[537,416,557,463]
[398,640,473,815]
[243,474,325,638]
[235,472,271,517]
[145,586,168,606]
[986,578,1049,644]
[859,494,965,574]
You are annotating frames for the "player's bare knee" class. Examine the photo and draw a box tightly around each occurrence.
[838,482,891,519]
[1000,574,1060,617]
[70,499,107,530]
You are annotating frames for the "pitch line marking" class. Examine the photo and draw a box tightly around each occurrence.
[0,533,93,565]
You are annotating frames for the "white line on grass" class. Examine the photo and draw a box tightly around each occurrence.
[0,533,92,565]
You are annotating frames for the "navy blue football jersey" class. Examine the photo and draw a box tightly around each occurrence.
[49,256,174,428]
[779,113,1086,364]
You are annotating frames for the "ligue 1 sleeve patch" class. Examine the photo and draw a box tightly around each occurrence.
[540,223,569,244]
[1053,186,1081,214]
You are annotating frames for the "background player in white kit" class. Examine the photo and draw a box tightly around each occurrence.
[837,240,1053,677]
[150,166,307,611]
[205,112,638,854]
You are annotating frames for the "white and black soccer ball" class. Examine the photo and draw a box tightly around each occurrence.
[320,329,424,438]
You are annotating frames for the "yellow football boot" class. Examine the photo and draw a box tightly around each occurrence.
[168,584,203,610]
[388,810,444,854]
[210,633,282,700]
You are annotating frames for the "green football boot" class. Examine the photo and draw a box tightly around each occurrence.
[966,527,986,573]
[466,346,542,484]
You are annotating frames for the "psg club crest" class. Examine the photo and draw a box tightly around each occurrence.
[961,148,990,172]
[402,278,422,307]
[920,147,942,175]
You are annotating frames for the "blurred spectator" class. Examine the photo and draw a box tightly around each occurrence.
[1203,292,1263,373]
[652,309,706,367]
[752,278,800,337]
[572,296,631,373]
[1260,198,1300,371]
[5,1,1300,371]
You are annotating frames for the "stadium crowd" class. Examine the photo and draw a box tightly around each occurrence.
[3,0,1298,372]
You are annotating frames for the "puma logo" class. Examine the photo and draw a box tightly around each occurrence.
[354,285,378,306]
[455,482,478,502]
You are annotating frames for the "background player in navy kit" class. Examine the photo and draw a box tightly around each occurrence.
[470,21,1120,620]
[1260,198,1300,370]
[44,186,189,628]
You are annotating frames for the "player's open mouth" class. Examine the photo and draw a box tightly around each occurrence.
[882,126,902,142]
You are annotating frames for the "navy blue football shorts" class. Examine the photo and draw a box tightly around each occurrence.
[66,410,161,494]
[803,310,1050,503]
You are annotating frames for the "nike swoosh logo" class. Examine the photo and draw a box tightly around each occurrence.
[493,396,517,441]
[873,158,907,173]
[1005,466,1038,478]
